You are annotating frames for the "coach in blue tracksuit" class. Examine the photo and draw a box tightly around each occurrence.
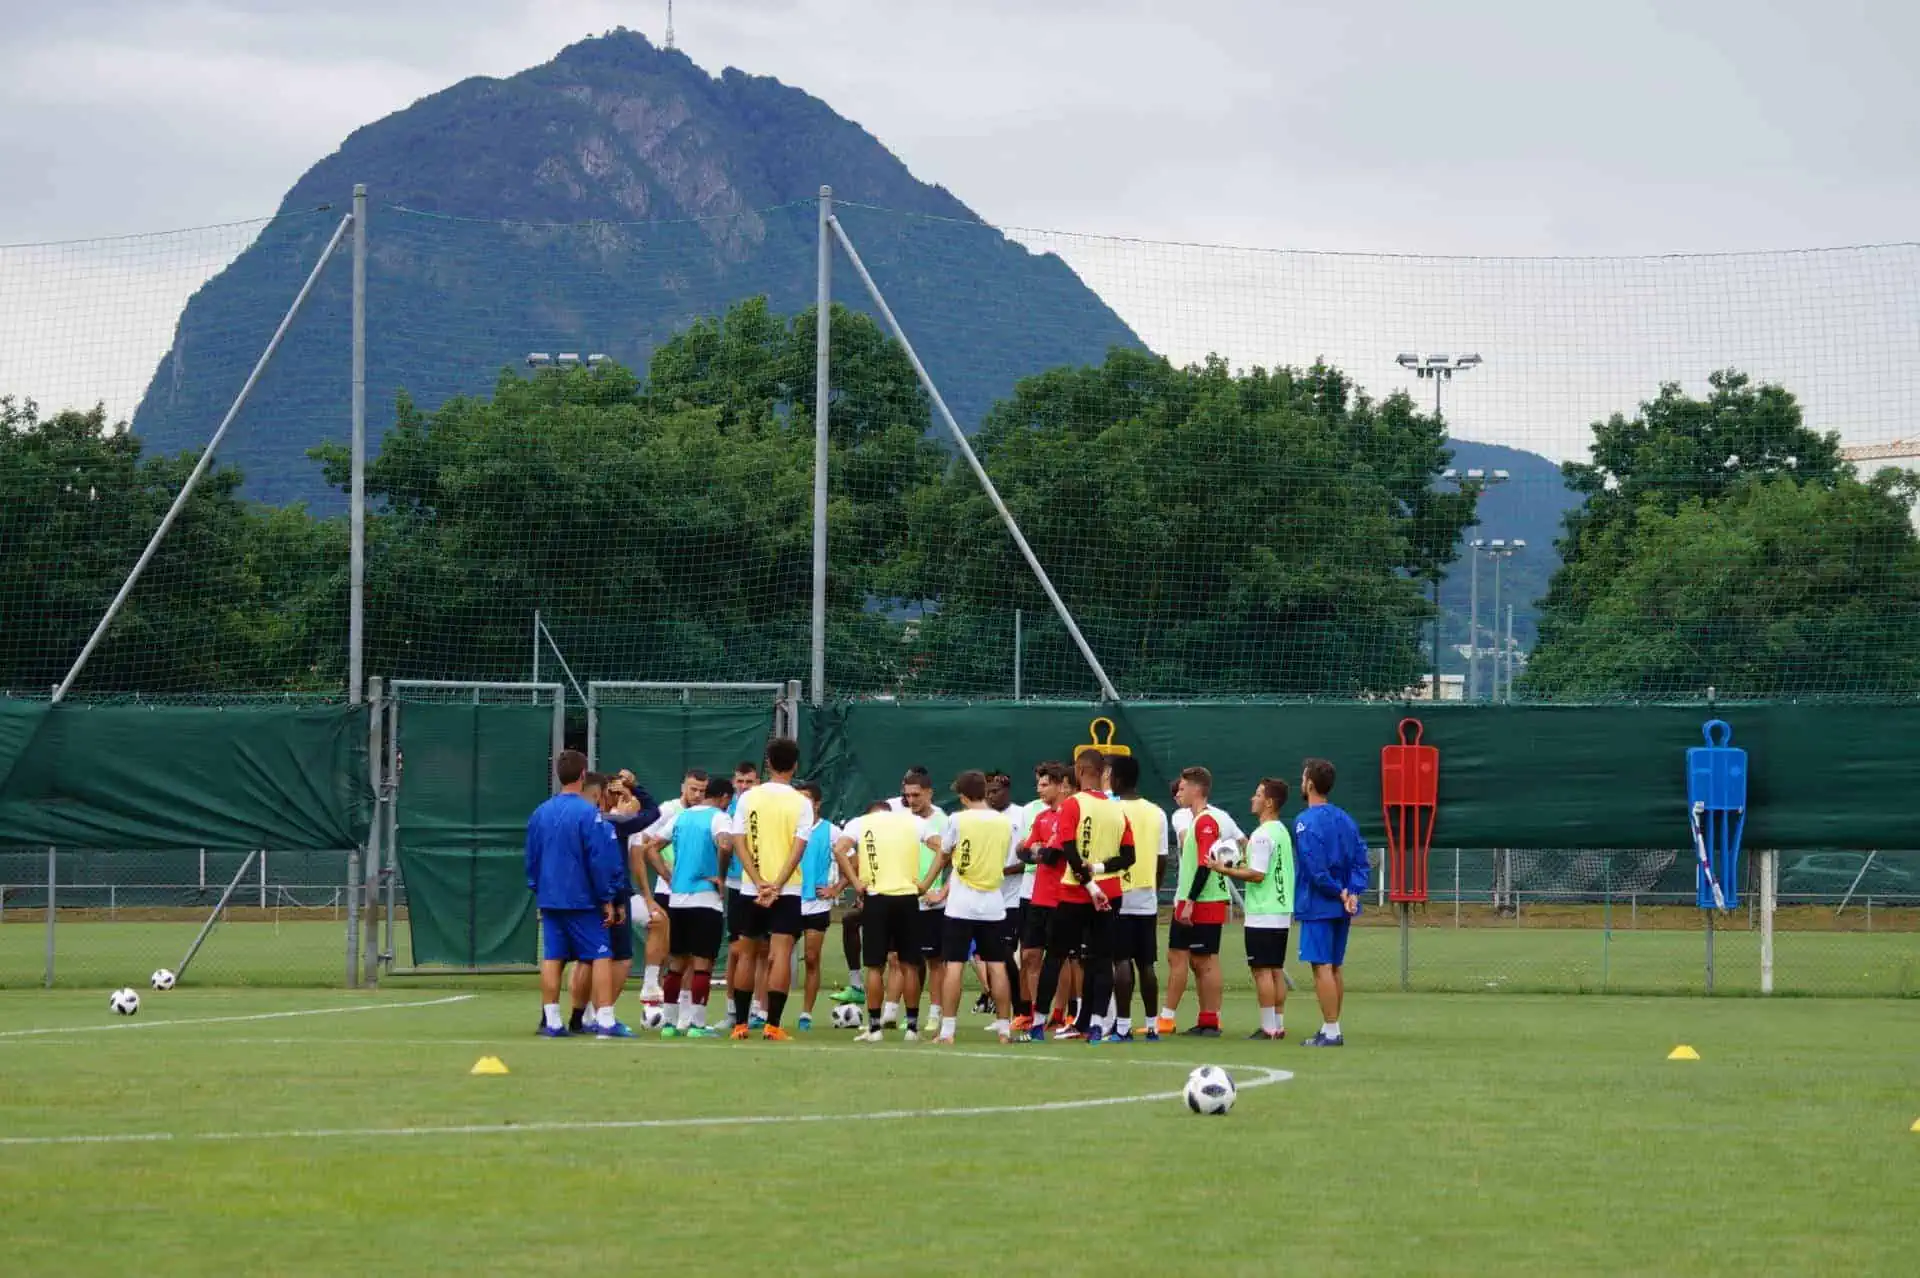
[1293,756,1370,1048]
[527,748,626,1038]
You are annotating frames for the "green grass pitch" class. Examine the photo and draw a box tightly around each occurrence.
[2,980,1916,1275]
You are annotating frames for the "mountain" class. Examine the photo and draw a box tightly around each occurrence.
[131,29,1143,507]
[1435,439,1584,679]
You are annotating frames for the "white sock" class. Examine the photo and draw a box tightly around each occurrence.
[1260,1007,1279,1034]
[1275,1011,1285,1033]
[989,1018,1008,1034]
[643,964,661,989]
[850,969,865,991]
[543,1003,563,1030]
[1323,1020,1341,1039]
[1106,995,1118,1019]
[692,1003,707,1028]
[583,1002,597,1023]
[883,1001,900,1025]
[929,1004,942,1024]
[750,1000,764,1019]
[940,1016,957,1038]
[1116,1016,1132,1035]
[676,1001,692,1029]
[596,1005,616,1030]
[1159,1006,1177,1023]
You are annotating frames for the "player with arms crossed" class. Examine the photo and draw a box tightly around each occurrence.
[1210,776,1295,1040]
[921,770,1017,1044]
[1033,750,1134,1042]
[834,801,928,1041]
[1162,766,1242,1037]
[1294,757,1369,1047]
[526,750,628,1038]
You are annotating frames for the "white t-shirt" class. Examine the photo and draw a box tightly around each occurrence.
[1119,800,1169,917]
[1243,823,1291,930]
[1018,799,1046,901]
[730,781,818,898]
[939,810,1012,923]
[801,821,843,916]
[996,803,1030,906]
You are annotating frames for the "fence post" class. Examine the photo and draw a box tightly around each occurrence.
[259,850,268,909]
[1758,847,1774,995]
[43,846,55,988]
[345,848,361,988]
[365,675,386,987]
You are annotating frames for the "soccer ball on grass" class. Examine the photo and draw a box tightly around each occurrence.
[831,1002,864,1029]
[109,988,141,1016]
[150,969,176,991]
[1184,1065,1236,1115]
[640,1003,669,1031]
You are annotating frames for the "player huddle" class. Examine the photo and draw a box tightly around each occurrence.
[527,737,1370,1046]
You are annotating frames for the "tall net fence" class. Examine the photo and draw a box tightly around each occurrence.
[5,199,1919,701]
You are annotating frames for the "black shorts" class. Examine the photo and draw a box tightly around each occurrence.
[996,914,1022,960]
[801,908,832,933]
[668,906,723,961]
[862,894,921,969]
[918,909,945,961]
[1245,925,1291,968]
[1115,912,1159,965]
[1046,901,1114,966]
[1167,919,1223,956]
[1021,903,1053,951]
[726,888,755,938]
[608,914,636,963]
[653,891,672,916]
[942,914,1010,965]
[739,893,804,940]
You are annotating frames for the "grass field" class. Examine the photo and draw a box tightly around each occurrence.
[5,913,1917,996]
[1,985,1916,1276]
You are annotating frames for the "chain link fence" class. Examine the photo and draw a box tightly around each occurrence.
[0,847,357,989]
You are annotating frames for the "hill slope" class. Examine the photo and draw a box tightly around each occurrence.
[131,30,1142,507]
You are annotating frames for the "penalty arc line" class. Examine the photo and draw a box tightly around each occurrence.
[0,994,475,1040]
[0,1059,1291,1149]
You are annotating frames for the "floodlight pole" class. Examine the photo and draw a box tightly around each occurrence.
[52,212,353,703]
[826,213,1120,701]
[811,186,832,708]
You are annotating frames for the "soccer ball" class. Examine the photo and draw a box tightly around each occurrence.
[641,1003,669,1031]
[1184,1065,1236,1115]
[1210,839,1244,869]
[150,969,176,991]
[831,1002,864,1030]
[109,988,141,1016]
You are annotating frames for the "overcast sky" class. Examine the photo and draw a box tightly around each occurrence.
[3,0,1919,458]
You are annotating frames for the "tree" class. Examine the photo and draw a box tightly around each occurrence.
[891,349,1478,697]
[317,299,945,689]
[1523,371,1920,699]
[1522,473,1920,699]
[0,397,320,696]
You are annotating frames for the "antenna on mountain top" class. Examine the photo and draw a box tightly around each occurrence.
[665,0,676,49]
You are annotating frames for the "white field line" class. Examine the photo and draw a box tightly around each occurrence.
[0,994,474,1040]
[0,1041,1290,1148]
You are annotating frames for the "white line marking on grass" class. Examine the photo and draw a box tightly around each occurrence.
[0,1052,1290,1149]
[0,994,474,1040]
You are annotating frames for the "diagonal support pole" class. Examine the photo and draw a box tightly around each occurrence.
[826,213,1119,701]
[53,213,354,702]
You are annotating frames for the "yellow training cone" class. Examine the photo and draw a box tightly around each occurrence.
[1667,1045,1700,1061]
[470,1055,510,1075]
[1909,1118,1919,1133]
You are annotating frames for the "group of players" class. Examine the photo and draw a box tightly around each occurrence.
[525,737,1371,1046]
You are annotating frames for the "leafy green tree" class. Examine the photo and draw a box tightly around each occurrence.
[892,349,1478,697]
[319,300,944,690]
[1524,473,1920,699]
[0,397,324,696]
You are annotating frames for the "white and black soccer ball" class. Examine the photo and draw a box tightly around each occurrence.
[1210,839,1244,869]
[109,988,141,1016]
[150,969,176,991]
[1184,1065,1236,1115]
[640,1003,669,1031]
[831,1003,864,1030]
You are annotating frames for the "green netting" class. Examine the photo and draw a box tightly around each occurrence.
[0,700,364,849]
[392,701,552,967]
[593,704,776,795]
